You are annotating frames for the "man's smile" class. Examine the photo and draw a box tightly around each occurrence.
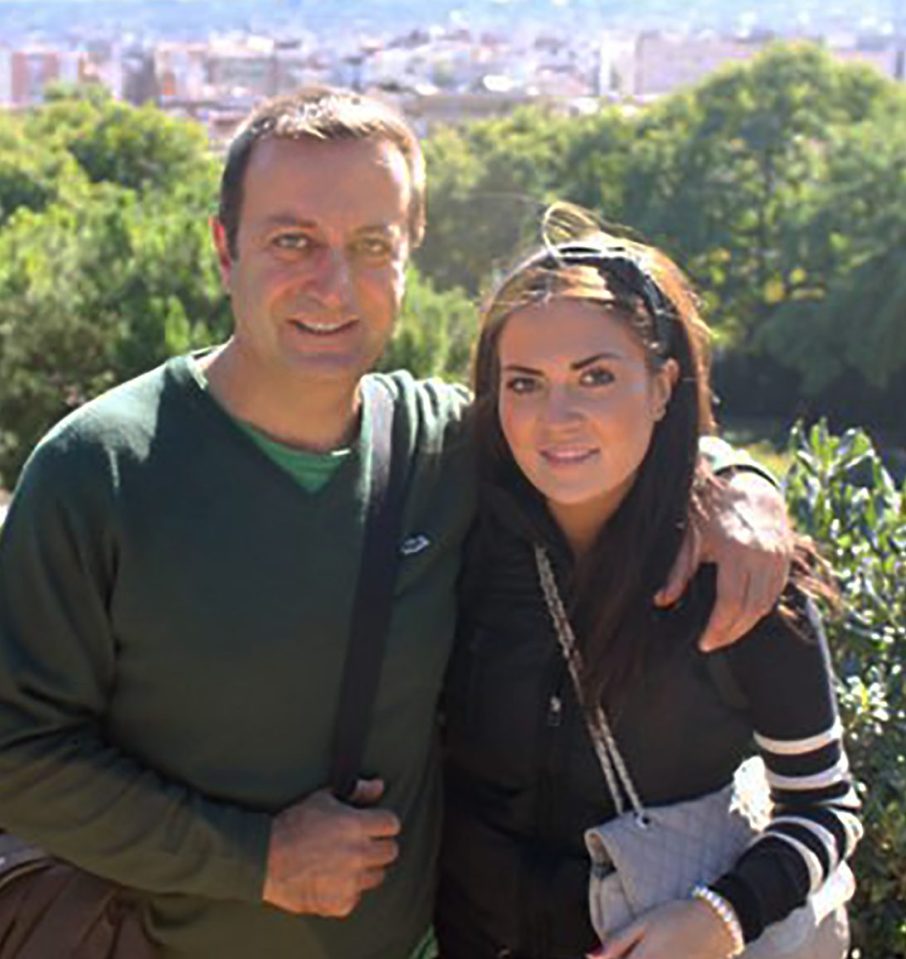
[288,317,359,337]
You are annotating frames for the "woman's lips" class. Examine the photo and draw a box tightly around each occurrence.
[540,446,599,466]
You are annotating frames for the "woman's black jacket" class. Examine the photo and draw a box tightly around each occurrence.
[436,483,759,959]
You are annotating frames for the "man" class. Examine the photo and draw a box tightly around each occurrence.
[0,87,789,958]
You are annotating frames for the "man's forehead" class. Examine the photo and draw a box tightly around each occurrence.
[245,136,410,194]
[242,135,412,230]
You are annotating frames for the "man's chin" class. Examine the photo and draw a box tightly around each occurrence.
[281,349,377,388]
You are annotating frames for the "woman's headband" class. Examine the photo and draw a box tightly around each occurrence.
[529,242,676,358]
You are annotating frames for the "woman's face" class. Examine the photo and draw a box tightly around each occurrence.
[497,296,677,533]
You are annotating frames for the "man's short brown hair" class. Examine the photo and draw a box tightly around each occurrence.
[218,86,426,259]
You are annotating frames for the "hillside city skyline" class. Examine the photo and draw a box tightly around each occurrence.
[1,0,903,42]
[2,0,903,141]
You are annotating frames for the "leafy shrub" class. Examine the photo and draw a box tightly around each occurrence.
[0,178,229,487]
[378,267,477,383]
[784,422,906,957]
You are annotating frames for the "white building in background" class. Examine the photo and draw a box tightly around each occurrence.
[0,47,91,107]
[155,43,208,101]
[59,50,83,86]
[77,48,120,98]
[595,33,637,97]
[360,34,515,94]
[360,46,413,89]
[206,35,278,99]
[0,50,11,105]
[830,43,899,78]
[633,31,765,97]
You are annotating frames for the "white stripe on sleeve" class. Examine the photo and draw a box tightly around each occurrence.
[754,719,843,756]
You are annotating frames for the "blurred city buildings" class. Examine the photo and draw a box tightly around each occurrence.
[0,4,902,143]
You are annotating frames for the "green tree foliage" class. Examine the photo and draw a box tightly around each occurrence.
[0,87,227,485]
[416,105,632,295]
[417,113,559,295]
[622,43,890,345]
[25,83,215,193]
[0,113,83,226]
[757,94,906,394]
[785,423,905,956]
[378,267,478,382]
[0,59,903,958]
[419,43,904,432]
[0,178,229,485]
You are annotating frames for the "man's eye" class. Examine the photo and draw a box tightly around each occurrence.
[272,233,312,251]
[356,237,393,258]
[579,367,615,387]
[504,376,539,395]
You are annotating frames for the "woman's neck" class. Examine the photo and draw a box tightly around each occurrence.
[546,480,633,559]
[547,500,606,559]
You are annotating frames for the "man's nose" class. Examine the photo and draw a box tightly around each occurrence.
[310,248,354,310]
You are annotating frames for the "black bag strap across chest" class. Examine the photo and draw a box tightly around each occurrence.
[329,377,409,800]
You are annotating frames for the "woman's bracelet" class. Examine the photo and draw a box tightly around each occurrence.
[691,884,746,957]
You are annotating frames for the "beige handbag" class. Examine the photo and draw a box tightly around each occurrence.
[534,546,853,958]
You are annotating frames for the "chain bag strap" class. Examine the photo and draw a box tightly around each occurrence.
[534,545,646,822]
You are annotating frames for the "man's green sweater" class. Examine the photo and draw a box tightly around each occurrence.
[0,356,475,958]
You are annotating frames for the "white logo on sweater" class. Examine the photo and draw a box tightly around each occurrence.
[400,534,431,557]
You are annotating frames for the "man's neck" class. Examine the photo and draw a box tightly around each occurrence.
[200,342,362,453]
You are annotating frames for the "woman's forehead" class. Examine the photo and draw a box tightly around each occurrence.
[498,297,646,365]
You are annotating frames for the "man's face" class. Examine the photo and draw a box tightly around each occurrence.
[213,136,412,392]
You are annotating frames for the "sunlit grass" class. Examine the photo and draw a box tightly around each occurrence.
[719,417,792,481]
[738,440,792,480]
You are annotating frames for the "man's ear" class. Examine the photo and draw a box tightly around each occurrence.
[210,217,233,291]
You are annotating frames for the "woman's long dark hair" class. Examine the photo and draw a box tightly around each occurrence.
[472,206,834,710]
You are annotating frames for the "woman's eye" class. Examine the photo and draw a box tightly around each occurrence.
[579,367,615,387]
[504,376,539,395]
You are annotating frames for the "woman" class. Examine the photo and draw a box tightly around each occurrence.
[437,209,861,959]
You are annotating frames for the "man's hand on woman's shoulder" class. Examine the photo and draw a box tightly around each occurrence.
[656,468,793,652]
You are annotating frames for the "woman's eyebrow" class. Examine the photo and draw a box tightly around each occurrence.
[572,351,622,370]
[502,352,624,375]
[502,363,543,375]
